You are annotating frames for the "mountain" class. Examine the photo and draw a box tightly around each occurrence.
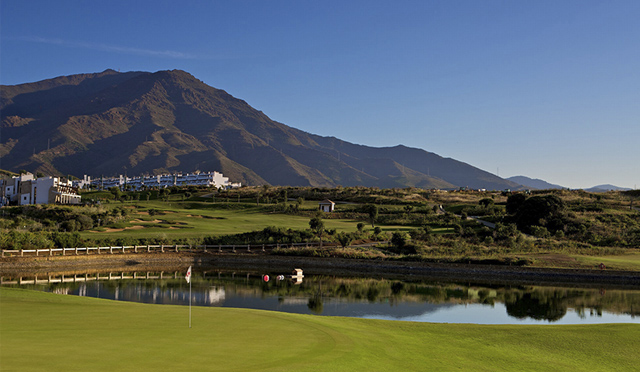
[506,176,564,190]
[1,69,520,190]
[585,185,631,193]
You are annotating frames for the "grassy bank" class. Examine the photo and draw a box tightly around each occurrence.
[1,288,638,371]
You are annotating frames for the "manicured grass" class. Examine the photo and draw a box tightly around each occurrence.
[2,288,638,371]
[81,201,407,240]
[575,253,640,271]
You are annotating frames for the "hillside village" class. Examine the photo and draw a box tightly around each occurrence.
[0,171,240,207]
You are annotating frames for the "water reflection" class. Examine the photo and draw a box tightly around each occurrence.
[2,269,638,324]
[506,292,567,321]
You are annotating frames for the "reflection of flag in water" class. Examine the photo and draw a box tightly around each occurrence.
[186,265,192,328]
[185,266,192,283]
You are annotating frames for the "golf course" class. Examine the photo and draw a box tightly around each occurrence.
[1,288,638,371]
[2,188,640,370]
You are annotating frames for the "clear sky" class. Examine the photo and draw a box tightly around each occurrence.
[1,0,638,189]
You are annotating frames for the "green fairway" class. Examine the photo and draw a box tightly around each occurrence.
[575,252,640,271]
[1,288,638,371]
[79,201,407,240]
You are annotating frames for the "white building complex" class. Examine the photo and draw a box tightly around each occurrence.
[75,171,240,191]
[0,173,81,206]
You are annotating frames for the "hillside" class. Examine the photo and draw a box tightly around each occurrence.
[586,184,631,193]
[1,69,519,189]
[506,176,564,190]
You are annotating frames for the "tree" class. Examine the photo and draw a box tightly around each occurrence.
[109,186,122,200]
[479,198,494,208]
[158,188,169,201]
[363,204,378,227]
[309,215,325,247]
[356,222,365,233]
[506,193,527,215]
[513,195,565,233]
[75,214,93,230]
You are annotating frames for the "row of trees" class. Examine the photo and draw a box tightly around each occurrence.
[0,205,129,233]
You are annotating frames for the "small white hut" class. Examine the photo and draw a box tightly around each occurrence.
[318,199,335,212]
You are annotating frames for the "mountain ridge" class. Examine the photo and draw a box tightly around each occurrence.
[585,184,631,193]
[506,176,564,190]
[1,69,520,190]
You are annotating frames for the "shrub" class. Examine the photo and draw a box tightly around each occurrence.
[61,220,78,232]
[531,226,550,239]
[391,231,409,248]
[49,232,84,248]
[0,230,54,249]
[336,232,355,248]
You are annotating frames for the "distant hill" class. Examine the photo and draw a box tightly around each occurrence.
[506,176,564,190]
[1,69,520,189]
[585,184,631,193]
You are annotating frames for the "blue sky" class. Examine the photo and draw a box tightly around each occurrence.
[2,0,638,189]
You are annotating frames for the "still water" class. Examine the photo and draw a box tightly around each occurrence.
[3,268,638,325]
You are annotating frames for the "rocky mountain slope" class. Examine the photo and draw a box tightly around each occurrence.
[1,69,520,190]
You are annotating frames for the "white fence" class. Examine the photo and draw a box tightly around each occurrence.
[0,271,183,285]
[1,242,328,258]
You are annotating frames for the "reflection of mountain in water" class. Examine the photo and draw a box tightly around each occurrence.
[321,300,455,319]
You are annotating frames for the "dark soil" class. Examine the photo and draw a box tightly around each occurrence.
[2,252,639,289]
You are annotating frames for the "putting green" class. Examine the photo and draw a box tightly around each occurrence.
[1,288,638,371]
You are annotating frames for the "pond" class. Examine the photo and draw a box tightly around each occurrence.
[2,268,639,325]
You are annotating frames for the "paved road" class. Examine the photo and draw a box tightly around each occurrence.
[468,217,496,229]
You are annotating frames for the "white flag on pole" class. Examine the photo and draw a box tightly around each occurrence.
[185,266,192,283]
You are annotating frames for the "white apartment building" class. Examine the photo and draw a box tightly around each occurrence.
[0,173,81,206]
[82,171,240,190]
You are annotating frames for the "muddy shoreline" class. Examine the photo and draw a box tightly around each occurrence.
[1,252,639,289]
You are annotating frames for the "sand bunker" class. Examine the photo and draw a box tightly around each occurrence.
[91,225,146,233]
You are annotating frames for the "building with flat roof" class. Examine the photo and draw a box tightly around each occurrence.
[79,171,240,190]
[0,173,80,206]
